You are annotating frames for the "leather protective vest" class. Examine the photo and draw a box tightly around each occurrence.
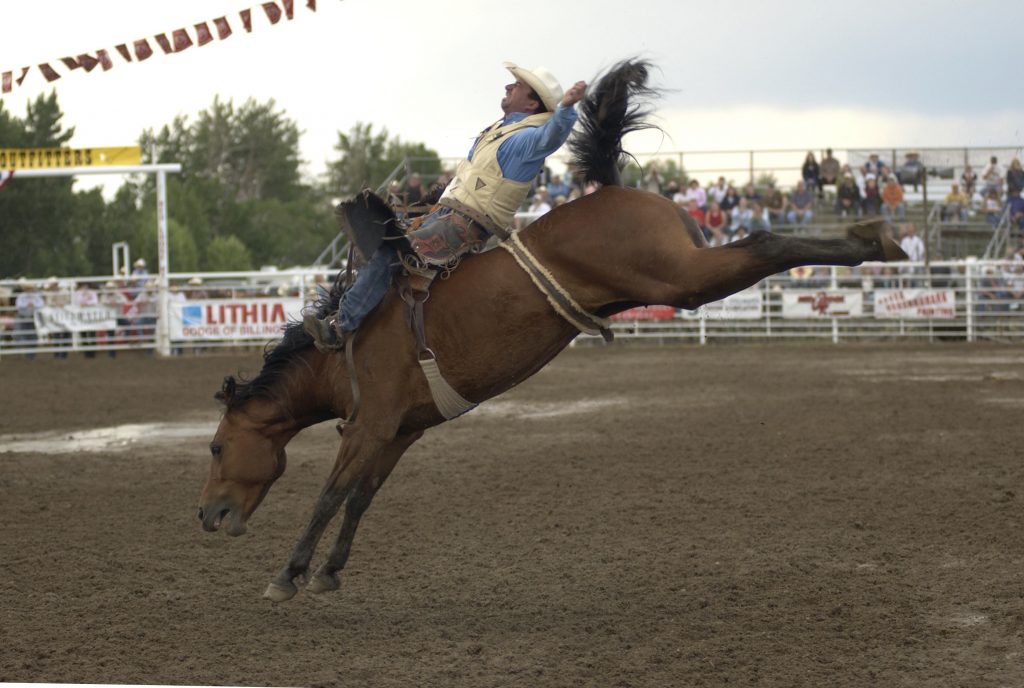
[440,112,552,230]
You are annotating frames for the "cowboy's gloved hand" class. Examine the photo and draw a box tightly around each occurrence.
[561,81,587,107]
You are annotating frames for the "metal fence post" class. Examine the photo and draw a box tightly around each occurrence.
[156,170,171,357]
[965,257,975,342]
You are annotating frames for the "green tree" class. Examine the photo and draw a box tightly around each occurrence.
[326,122,442,196]
[205,235,253,271]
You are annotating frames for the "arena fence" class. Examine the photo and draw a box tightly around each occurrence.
[2,258,1023,359]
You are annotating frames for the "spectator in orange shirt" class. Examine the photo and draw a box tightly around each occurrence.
[881,177,906,221]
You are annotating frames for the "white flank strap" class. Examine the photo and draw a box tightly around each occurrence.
[418,356,477,420]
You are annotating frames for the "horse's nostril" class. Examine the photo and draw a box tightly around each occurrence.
[197,508,205,521]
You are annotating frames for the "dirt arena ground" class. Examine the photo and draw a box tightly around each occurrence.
[1,342,1023,687]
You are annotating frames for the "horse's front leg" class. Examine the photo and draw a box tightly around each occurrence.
[307,429,423,595]
[263,431,381,602]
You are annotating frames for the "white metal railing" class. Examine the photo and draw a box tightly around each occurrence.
[2,260,1023,358]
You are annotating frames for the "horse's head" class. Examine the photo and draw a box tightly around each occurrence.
[197,376,288,536]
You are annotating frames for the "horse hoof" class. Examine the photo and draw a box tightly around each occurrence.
[263,580,298,602]
[307,571,340,594]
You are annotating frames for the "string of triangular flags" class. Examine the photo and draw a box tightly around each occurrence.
[2,0,317,94]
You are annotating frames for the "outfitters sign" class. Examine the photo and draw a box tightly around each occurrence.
[0,146,141,169]
[873,289,956,319]
[170,298,304,341]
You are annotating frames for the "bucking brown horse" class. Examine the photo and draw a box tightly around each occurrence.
[197,60,906,602]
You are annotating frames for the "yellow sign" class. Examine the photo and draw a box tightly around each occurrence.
[0,146,141,169]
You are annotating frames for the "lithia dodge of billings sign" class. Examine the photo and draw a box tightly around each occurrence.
[169,299,306,341]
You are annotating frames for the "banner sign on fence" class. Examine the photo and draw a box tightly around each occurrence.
[705,288,763,320]
[0,147,141,169]
[610,305,677,322]
[873,289,956,319]
[169,298,304,340]
[34,306,119,334]
[782,289,863,318]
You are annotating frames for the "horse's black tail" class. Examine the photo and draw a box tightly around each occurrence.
[567,58,660,187]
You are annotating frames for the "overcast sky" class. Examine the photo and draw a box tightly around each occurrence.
[3,0,1022,190]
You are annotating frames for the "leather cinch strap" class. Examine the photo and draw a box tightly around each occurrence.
[399,281,478,421]
[500,232,614,342]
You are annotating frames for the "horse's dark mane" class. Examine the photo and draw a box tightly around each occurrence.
[567,58,661,187]
[217,277,345,410]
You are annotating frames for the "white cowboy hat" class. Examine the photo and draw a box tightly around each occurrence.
[134,258,146,268]
[503,61,564,112]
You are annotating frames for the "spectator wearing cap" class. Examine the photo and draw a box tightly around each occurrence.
[862,153,884,179]
[44,278,70,359]
[130,258,149,297]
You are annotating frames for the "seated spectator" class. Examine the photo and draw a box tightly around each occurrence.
[899,152,924,191]
[861,176,883,216]
[862,153,884,178]
[786,180,814,225]
[671,184,687,207]
[405,173,424,205]
[708,176,729,206]
[982,190,1003,227]
[960,164,978,199]
[720,185,740,213]
[527,193,551,216]
[1007,190,1024,231]
[763,182,787,223]
[899,224,926,279]
[552,194,568,208]
[741,182,760,203]
[881,177,906,221]
[819,148,841,193]
[730,198,753,233]
[982,156,1004,198]
[836,175,861,217]
[705,200,728,241]
[878,165,897,185]
[683,178,707,209]
[942,183,970,222]
[685,199,706,228]
[1006,158,1024,197]
[547,174,571,200]
[750,201,771,232]
[801,152,820,194]
[729,226,749,243]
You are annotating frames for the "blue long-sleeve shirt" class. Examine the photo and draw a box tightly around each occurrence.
[466,105,578,182]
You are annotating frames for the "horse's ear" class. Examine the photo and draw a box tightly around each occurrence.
[215,376,237,404]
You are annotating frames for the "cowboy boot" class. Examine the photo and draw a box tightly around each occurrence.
[302,313,347,352]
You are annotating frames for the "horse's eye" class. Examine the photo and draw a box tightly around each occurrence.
[210,444,223,458]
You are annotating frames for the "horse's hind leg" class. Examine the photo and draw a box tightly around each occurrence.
[307,429,423,594]
[674,219,905,308]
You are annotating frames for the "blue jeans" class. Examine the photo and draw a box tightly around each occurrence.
[338,244,402,332]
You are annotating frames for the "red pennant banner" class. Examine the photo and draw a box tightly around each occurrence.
[115,44,132,62]
[77,54,99,72]
[2,72,11,94]
[133,39,154,61]
[283,0,295,19]
[262,3,282,24]
[307,0,316,10]
[16,68,29,86]
[97,50,113,71]
[240,9,253,32]
[214,17,233,39]
[172,28,193,52]
[0,169,13,191]
[38,63,61,82]
[60,57,82,70]
[154,34,173,54]
[195,22,214,46]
